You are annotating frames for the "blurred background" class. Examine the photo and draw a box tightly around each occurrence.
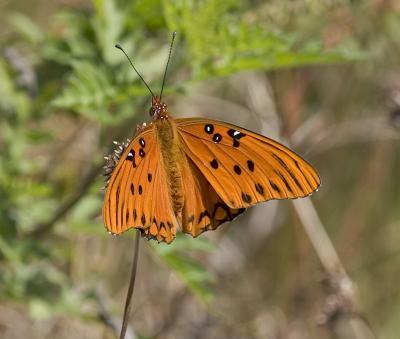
[0,0,399,338]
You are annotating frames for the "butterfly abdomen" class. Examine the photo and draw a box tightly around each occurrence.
[154,116,185,221]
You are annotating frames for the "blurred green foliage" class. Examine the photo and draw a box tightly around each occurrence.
[153,234,217,303]
[2,0,399,338]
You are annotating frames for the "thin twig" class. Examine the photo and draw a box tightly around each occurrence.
[293,199,349,279]
[261,69,378,337]
[292,198,377,339]
[120,231,141,339]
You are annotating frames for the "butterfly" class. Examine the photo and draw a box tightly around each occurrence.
[103,34,320,244]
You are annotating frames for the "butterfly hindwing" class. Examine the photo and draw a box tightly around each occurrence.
[176,118,320,209]
[103,126,177,243]
[180,155,245,237]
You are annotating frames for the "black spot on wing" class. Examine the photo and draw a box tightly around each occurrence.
[290,173,304,193]
[272,153,288,169]
[241,192,252,203]
[125,149,137,168]
[274,170,293,193]
[294,160,302,171]
[255,183,264,195]
[212,133,222,143]
[233,165,241,175]
[294,160,319,190]
[116,186,120,208]
[210,159,219,169]
[247,160,255,172]
[227,129,246,147]
[227,129,246,139]
[126,149,135,161]
[272,154,304,193]
[204,124,214,134]
[269,180,281,193]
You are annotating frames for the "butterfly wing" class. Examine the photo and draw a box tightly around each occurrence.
[176,118,320,210]
[180,154,246,237]
[103,126,177,243]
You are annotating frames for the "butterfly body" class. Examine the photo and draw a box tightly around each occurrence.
[103,97,320,244]
[153,110,186,223]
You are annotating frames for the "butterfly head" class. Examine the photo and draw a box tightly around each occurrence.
[150,96,168,118]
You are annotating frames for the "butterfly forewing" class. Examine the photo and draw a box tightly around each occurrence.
[176,118,320,209]
[103,126,177,243]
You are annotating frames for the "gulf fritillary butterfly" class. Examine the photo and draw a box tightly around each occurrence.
[103,33,320,244]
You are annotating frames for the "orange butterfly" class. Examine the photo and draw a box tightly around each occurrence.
[103,33,320,244]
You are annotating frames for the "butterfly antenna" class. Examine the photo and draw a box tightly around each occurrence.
[159,31,177,101]
[115,44,155,98]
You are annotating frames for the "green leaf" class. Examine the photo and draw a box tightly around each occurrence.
[163,0,366,78]
[8,12,44,44]
[52,60,118,122]
[0,59,30,119]
[92,0,125,65]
